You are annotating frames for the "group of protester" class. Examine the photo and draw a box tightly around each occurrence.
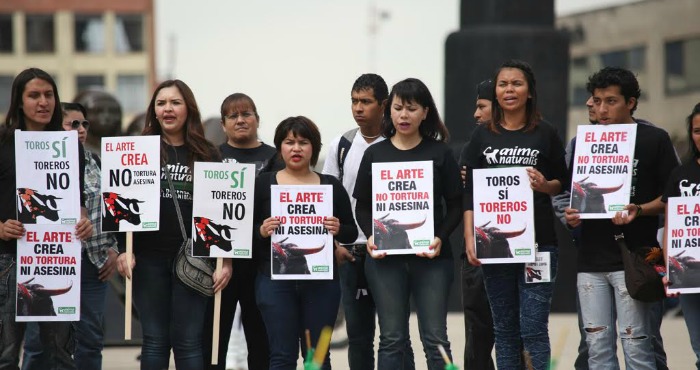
[0,60,698,370]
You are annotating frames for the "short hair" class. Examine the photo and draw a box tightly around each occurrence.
[352,73,388,102]
[489,59,541,133]
[273,116,322,167]
[219,93,259,122]
[586,67,641,115]
[1,67,63,142]
[382,78,449,142]
[687,102,700,160]
[476,79,494,101]
[61,102,87,117]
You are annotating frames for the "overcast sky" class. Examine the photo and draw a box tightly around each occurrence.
[154,0,638,152]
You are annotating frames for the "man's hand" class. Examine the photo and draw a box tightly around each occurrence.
[335,245,355,265]
[0,220,24,241]
[564,207,581,228]
[98,249,119,281]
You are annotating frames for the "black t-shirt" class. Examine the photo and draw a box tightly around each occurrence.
[219,142,283,175]
[663,160,700,201]
[353,138,462,259]
[577,123,680,272]
[253,171,358,277]
[463,122,568,246]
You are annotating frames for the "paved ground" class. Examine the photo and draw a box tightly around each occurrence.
[100,312,696,369]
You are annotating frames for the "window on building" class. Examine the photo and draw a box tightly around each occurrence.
[0,75,13,113]
[665,37,700,94]
[0,14,12,52]
[74,14,105,53]
[569,57,590,106]
[76,75,105,93]
[25,14,54,53]
[116,74,147,113]
[115,14,144,53]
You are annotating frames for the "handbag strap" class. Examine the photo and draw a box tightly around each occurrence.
[163,164,188,241]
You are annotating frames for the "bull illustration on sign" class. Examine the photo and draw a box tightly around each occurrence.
[474,221,526,259]
[193,217,236,257]
[373,214,426,250]
[102,192,144,231]
[272,237,325,275]
[570,177,623,213]
[17,188,61,223]
[16,278,73,316]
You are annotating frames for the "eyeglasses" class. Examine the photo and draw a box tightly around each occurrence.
[225,112,256,120]
[69,120,90,129]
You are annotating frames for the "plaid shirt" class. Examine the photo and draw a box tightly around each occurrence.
[83,150,118,269]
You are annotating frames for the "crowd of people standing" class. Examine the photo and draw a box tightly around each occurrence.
[0,61,698,370]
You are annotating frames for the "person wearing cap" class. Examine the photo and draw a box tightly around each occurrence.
[458,79,496,370]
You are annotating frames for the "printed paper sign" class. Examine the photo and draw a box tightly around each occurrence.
[525,252,551,283]
[371,161,434,255]
[16,224,81,322]
[15,130,81,225]
[101,136,160,232]
[191,162,255,258]
[667,196,700,294]
[570,124,637,219]
[271,185,333,280]
[473,167,535,263]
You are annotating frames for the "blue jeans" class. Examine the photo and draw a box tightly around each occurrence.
[365,256,453,370]
[338,252,376,370]
[0,255,76,370]
[481,246,558,370]
[133,254,210,370]
[577,271,655,370]
[681,294,700,369]
[255,274,341,370]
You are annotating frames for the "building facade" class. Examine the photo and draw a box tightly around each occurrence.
[557,0,700,147]
[0,0,155,124]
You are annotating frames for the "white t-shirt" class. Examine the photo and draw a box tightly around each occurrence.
[322,130,385,245]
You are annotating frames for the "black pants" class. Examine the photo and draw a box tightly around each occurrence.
[202,260,269,370]
[462,259,495,370]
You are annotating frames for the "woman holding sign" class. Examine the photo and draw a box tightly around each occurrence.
[662,103,700,368]
[254,116,358,369]
[116,79,232,370]
[462,60,568,370]
[0,68,92,370]
[354,78,462,369]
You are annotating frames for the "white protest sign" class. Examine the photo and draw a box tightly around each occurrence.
[15,130,80,225]
[270,185,333,280]
[473,167,535,263]
[371,161,434,255]
[571,124,637,219]
[16,224,81,322]
[667,196,700,294]
[191,162,255,258]
[525,252,551,283]
[100,136,160,232]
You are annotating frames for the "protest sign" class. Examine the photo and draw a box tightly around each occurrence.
[101,136,160,232]
[15,130,81,225]
[570,124,637,219]
[270,185,333,280]
[371,161,434,255]
[16,224,81,321]
[667,196,700,294]
[473,167,535,263]
[192,162,255,258]
[525,252,551,283]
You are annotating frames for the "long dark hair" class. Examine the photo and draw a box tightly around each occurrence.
[142,79,217,167]
[382,78,449,142]
[489,60,541,133]
[1,68,63,142]
[688,103,700,160]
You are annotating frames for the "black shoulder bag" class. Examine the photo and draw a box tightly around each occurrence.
[615,228,665,302]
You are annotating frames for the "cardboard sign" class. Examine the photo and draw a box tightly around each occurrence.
[525,252,551,283]
[570,124,637,219]
[270,185,333,280]
[473,167,535,263]
[16,224,81,322]
[15,130,81,225]
[667,196,700,294]
[371,161,435,255]
[191,162,255,258]
[100,136,160,232]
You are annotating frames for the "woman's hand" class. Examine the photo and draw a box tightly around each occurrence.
[612,204,638,225]
[213,259,232,293]
[527,168,550,194]
[116,252,136,279]
[0,220,24,241]
[465,235,481,266]
[324,216,341,236]
[259,217,281,238]
[75,216,93,240]
[417,237,442,259]
[366,236,387,259]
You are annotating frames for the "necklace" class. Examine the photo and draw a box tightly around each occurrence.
[360,131,381,139]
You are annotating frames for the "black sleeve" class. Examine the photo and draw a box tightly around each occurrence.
[253,172,272,242]
[329,175,358,244]
[547,126,570,194]
[353,150,373,238]
[462,130,482,212]
[656,131,681,195]
[78,142,86,208]
[437,149,463,242]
